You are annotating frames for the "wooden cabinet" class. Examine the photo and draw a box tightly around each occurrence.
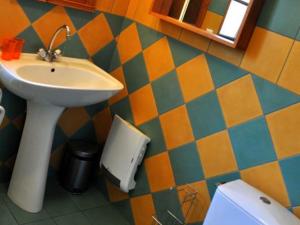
[38,0,96,11]
[151,0,264,49]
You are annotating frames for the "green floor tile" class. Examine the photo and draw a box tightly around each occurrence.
[26,219,56,225]
[0,195,17,225]
[3,195,50,224]
[54,212,92,225]
[69,186,109,210]
[44,181,79,217]
[84,205,130,225]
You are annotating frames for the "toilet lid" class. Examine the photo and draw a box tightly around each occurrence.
[219,180,300,225]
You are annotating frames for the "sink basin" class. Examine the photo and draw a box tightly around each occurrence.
[0,54,122,107]
[0,53,123,213]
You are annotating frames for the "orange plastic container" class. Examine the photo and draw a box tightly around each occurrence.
[1,38,25,60]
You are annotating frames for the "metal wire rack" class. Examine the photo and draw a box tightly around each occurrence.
[151,185,198,225]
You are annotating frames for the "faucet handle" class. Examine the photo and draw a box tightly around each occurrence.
[37,48,47,59]
[53,49,62,58]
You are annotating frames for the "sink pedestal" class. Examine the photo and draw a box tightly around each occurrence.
[8,101,64,213]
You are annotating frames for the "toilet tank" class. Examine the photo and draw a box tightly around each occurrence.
[203,180,300,225]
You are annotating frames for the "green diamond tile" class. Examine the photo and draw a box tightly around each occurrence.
[206,172,240,198]
[18,0,54,23]
[253,75,300,114]
[206,54,248,88]
[168,37,201,67]
[17,26,45,53]
[169,142,204,185]
[153,189,184,223]
[257,0,300,38]
[66,8,99,30]
[187,91,225,139]
[129,164,150,197]
[92,40,118,72]
[229,117,277,170]
[280,155,300,207]
[71,121,97,142]
[59,34,89,59]
[138,118,166,157]
[105,13,126,36]
[136,23,164,49]
[123,53,149,93]
[208,0,229,16]
[152,71,184,114]
[110,97,134,124]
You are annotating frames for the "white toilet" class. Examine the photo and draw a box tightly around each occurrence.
[203,180,300,225]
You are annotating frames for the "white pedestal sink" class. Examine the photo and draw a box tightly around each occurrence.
[0,53,123,213]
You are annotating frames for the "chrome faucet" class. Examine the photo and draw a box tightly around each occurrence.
[38,25,71,62]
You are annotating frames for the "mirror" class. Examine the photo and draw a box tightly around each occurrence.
[151,0,264,49]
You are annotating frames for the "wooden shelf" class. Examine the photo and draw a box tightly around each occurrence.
[151,0,264,49]
[38,0,96,12]
[151,12,235,48]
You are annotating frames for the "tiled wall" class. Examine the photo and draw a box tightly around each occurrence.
[100,0,300,225]
[0,0,129,180]
[0,0,300,224]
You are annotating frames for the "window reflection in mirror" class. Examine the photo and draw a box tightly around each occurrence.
[165,0,249,42]
[219,0,249,41]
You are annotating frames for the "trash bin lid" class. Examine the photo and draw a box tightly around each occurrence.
[68,140,98,159]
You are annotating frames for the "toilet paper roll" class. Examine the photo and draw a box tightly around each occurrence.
[0,106,5,125]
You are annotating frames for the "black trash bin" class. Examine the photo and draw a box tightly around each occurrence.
[59,140,99,194]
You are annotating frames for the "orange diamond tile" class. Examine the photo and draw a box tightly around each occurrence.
[177,55,214,103]
[112,0,130,16]
[217,75,263,127]
[241,161,291,207]
[197,130,238,178]
[156,20,182,39]
[294,207,300,219]
[78,13,114,56]
[33,6,76,49]
[117,23,142,64]
[129,84,158,126]
[278,41,300,94]
[109,67,128,105]
[106,179,129,202]
[95,0,114,12]
[201,11,223,34]
[177,181,211,223]
[133,0,159,28]
[130,195,156,225]
[0,0,30,40]
[208,41,244,66]
[160,105,194,149]
[145,152,175,192]
[58,107,90,137]
[266,103,300,159]
[93,108,113,144]
[241,27,293,82]
[179,29,210,52]
[144,37,175,81]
